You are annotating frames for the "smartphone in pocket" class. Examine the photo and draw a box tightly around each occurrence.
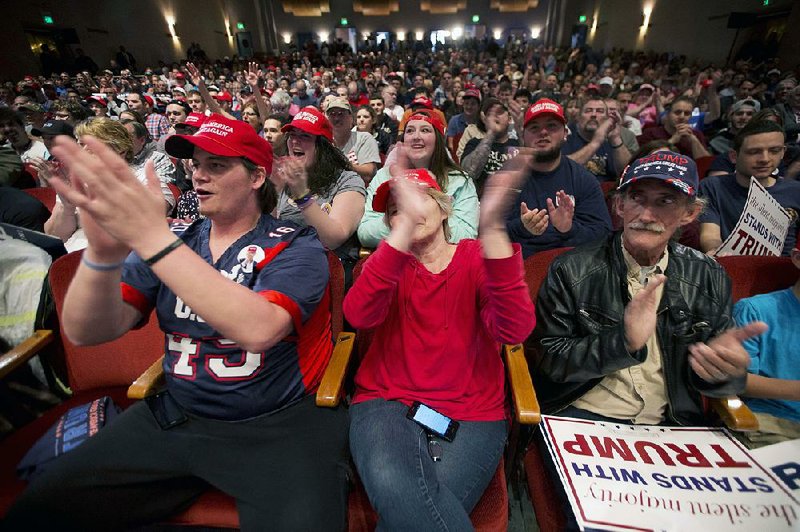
[145,391,188,430]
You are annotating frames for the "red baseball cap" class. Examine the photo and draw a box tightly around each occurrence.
[142,94,155,107]
[183,112,207,128]
[214,92,233,102]
[165,113,273,172]
[175,72,185,80]
[87,95,108,107]
[464,87,482,101]
[411,95,433,109]
[281,106,333,142]
[523,98,566,128]
[372,168,442,213]
[403,112,446,136]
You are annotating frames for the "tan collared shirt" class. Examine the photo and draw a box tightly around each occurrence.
[572,244,669,424]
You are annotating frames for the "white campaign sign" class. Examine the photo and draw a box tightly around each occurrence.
[714,177,790,257]
[541,415,800,531]
[751,439,800,498]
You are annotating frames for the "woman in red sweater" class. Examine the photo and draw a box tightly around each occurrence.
[344,160,536,530]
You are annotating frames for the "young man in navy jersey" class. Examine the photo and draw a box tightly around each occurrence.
[6,114,349,530]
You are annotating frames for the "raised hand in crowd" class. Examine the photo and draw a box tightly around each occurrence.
[623,273,667,352]
[47,136,167,262]
[546,190,575,233]
[244,61,271,120]
[274,156,309,200]
[480,150,533,258]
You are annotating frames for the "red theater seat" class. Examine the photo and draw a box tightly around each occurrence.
[1,252,349,530]
[717,255,797,303]
[0,250,163,517]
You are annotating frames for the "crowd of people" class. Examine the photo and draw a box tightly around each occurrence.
[1,35,800,530]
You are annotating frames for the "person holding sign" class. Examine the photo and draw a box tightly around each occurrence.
[734,246,800,448]
[699,120,800,256]
[531,151,767,427]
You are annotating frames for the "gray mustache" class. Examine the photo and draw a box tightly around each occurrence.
[629,222,665,233]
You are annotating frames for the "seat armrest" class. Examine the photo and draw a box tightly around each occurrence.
[127,355,165,400]
[504,344,540,425]
[316,332,356,408]
[0,330,54,380]
[710,396,759,432]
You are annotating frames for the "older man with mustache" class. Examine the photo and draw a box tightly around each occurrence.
[530,150,767,425]
[528,150,768,527]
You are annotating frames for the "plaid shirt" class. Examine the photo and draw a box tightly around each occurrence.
[145,112,170,141]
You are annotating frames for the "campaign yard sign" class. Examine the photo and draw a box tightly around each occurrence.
[541,415,799,531]
[714,177,790,257]
[751,439,800,498]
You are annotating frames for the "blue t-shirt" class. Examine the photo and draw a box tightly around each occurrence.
[698,173,800,256]
[561,125,618,181]
[506,155,613,258]
[121,215,332,421]
[734,288,800,423]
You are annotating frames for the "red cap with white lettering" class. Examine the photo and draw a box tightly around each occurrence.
[165,113,273,172]
[281,106,333,141]
[523,98,566,128]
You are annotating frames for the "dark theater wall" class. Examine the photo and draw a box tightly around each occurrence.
[562,0,798,67]
[0,0,260,79]
[0,0,796,79]
[0,0,552,79]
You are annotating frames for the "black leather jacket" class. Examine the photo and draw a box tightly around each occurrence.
[528,232,745,426]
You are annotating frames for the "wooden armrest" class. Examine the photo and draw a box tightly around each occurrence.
[504,344,540,425]
[127,355,165,400]
[0,330,54,380]
[710,396,759,432]
[316,332,356,407]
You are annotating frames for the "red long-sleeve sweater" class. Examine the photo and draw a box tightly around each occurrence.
[343,239,536,421]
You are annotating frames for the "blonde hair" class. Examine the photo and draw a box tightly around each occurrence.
[427,187,453,241]
[74,118,134,163]
[382,185,453,241]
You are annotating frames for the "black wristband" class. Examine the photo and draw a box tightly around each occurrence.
[143,238,184,266]
[610,141,624,149]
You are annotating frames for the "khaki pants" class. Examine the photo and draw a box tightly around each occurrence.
[734,411,800,449]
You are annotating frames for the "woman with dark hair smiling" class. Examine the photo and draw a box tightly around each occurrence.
[276,106,366,278]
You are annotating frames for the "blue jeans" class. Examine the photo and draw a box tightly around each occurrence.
[350,399,507,532]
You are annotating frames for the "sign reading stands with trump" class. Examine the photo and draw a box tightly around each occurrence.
[540,415,799,531]
[714,177,790,257]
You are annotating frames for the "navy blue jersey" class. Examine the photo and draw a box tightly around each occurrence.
[121,215,332,421]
